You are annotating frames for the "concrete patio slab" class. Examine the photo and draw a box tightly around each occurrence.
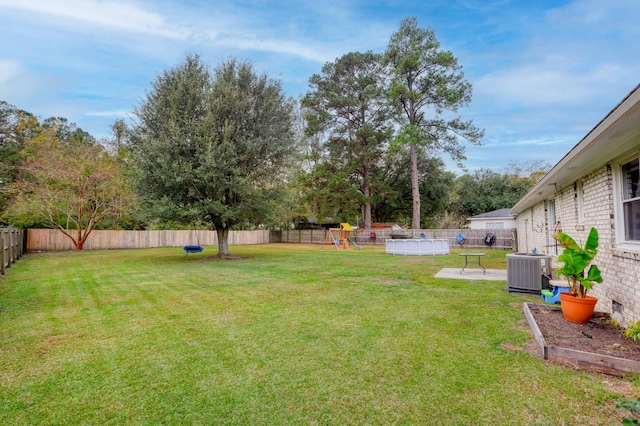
[434,268,507,281]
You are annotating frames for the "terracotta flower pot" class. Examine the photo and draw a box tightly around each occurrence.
[559,292,598,324]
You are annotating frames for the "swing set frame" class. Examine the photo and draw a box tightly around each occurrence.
[322,223,355,250]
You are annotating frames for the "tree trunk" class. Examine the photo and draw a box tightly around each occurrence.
[57,227,85,251]
[74,219,97,251]
[410,143,420,229]
[76,200,84,250]
[216,227,231,258]
[363,165,372,230]
[76,229,83,250]
[76,230,91,251]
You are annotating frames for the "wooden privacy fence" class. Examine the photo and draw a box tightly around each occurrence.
[26,228,515,251]
[26,229,273,252]
[1,228,25,274]
[280,228,516,250]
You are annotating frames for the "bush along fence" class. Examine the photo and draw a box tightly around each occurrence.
[27,228,515,251]
[1,228,25,275]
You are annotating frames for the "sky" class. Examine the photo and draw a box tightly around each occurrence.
[1,0,639,175]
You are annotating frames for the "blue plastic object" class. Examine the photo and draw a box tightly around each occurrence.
[541,285,570,304]
[183,245,204,256]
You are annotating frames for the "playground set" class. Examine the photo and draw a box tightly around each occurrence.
[322,223,362,250]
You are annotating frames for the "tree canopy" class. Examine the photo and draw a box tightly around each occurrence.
[302,51,392,229]
[128,55,296,257]
[1,18,535,240]
[0,101,39,219]
[451,162,550,218]
[385,17,483,229]
[371,152,455,228]
[3,121,131,249]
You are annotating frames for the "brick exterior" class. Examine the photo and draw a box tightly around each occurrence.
[516,165,640,323]
[515,200,554,255]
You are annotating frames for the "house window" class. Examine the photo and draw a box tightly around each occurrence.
[622,158,640,241]
[485,222,504,229]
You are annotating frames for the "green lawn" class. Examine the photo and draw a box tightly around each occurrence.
[0,244,635,424]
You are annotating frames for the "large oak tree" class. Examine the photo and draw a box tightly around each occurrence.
[128,55,295,257]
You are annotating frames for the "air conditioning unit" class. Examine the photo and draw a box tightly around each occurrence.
[507,254,551,294]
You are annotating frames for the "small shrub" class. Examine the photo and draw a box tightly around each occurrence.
[623,320,640,342]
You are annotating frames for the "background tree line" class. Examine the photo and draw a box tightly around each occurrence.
[0,17,550,255]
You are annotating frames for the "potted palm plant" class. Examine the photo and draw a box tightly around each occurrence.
[554,227,603,324]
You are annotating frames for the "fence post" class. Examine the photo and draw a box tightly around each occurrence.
[17,229,23,258]
[9,229,16,265]
[18,229,23,258]
[0,230,5,275]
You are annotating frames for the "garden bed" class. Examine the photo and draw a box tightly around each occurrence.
[524,303,640,376]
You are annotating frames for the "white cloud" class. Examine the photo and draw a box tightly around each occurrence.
[474,63,625,106]
[0,0,342,63]
[547,0,640,30]
[209,33,337,64]
[0,59,21,84]
[0,59,58,102]
[464,0,640,112]
[0,0,189,39]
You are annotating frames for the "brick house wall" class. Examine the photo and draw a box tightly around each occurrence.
[516,164,640,323]
[515,201,551,255]
[512,85,640,323]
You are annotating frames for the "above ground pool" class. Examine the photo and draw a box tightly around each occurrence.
[385,238,450,256]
